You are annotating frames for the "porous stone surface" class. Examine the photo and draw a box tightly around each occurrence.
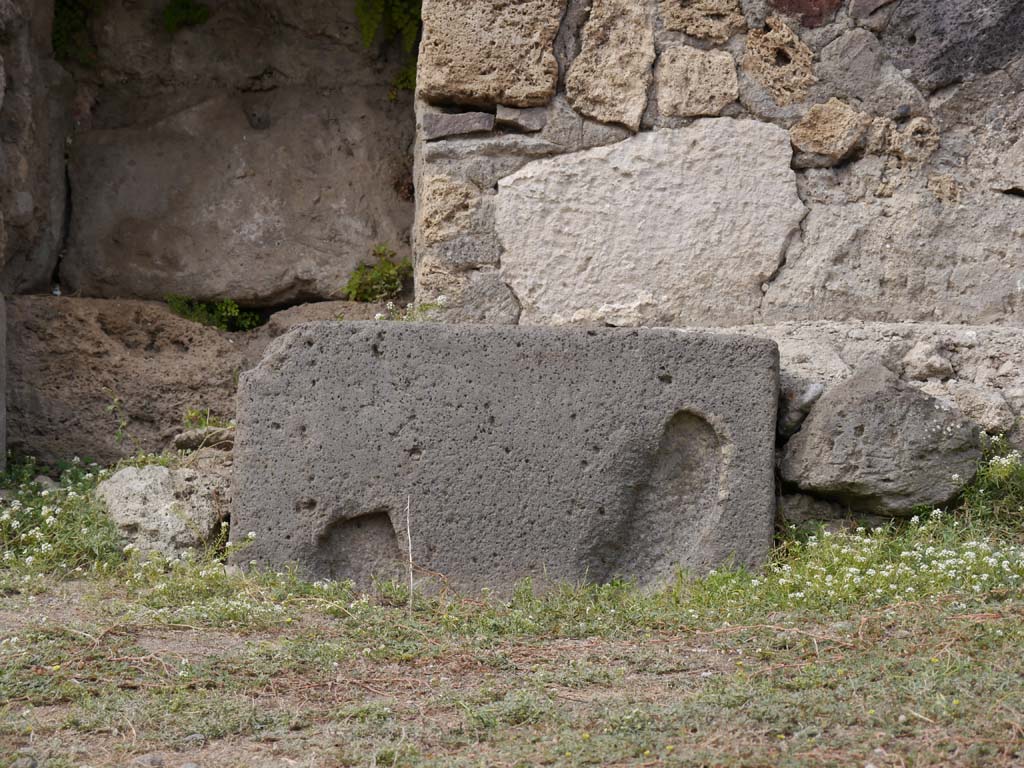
[55,0,413,305]
[232,323,779,590]
[742,16,815,106]
[780,364,983,514]
[97,451,231,557]
[656,46,739,118]
[418,0,565,108]
[789,98,871,166]
[565,0,655,131]
[494,120,806,326]
[879,0,1024,93]
[659,0,746,43]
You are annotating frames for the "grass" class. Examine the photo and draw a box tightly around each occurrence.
[1,446,1023,765]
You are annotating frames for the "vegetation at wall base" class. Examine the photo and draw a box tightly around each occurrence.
[341,245,413,302]
[161,0,210,34]
[164,295,262,332]
[1,446,1023,765]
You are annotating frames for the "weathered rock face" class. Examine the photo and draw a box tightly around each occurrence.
[96,450,231,557]
[418,0,565,108]
[4,296,386,464]
[56,0,413,305]
[494,120,806,326]
[565,0,655,131]
[780,364,983,515]
[232,323,779,590]
[0,0,70,294]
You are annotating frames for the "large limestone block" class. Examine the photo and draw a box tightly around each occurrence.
[232,323,779,591]
[656,46,738,118]
[494,120,806,326]
[418,0,565,108]
[780,364,982,515]
[61,91,412,304]
[565,0,655,131]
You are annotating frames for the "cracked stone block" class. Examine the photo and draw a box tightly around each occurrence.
[656,46,739,118]
[232,323,779,591]
[422,111,496,141]
[493,119,806,327]
[418,0,565,108]
[566,0,655,131]
[742,16,816,106]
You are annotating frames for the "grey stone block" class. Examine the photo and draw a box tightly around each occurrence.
[422,111,496,141]
[232,323,779,591]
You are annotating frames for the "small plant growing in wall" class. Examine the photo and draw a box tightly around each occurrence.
[355,0,422,96]
[165,295,262,332]
[162,0,211,34]
[342,244,413,302]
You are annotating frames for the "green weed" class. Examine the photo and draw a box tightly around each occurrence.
[165,295,262,332]
[341,245,413,302]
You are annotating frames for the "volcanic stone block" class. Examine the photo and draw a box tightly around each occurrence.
[232,323,779,591]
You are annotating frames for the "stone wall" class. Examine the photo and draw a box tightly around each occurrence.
[413,0,1024,328]
[411,0,1024,527]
